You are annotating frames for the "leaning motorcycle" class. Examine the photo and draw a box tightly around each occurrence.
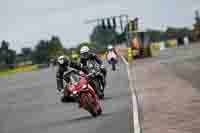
[61,68,102,117]
[86,60,105,99]
[107,51,118,71]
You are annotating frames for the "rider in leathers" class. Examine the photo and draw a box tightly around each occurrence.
[105,45,119,64]
[79,46,107,87]
[56,55,87,93]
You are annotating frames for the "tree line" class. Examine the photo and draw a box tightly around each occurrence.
[0,25,121,70]
[0,36,64,69]
[0,22,196,70]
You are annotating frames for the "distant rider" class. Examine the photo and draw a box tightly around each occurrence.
[105,45,118,64]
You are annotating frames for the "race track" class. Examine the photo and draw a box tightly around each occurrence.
[0,59,133,133]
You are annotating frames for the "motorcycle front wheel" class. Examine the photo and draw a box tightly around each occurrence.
[112,63,116,71]
[60,92,76,103]
[60,95,75,103]
[82,94,99,117]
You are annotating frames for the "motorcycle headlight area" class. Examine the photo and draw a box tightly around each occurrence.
[82,84,88,89]
[72,91,78,94]
[89,64,93,68]
[91,69,96,73]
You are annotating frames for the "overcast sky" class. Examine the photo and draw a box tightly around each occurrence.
[1,0,200,53]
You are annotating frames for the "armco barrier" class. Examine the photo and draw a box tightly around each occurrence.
[37,64,50,69]
[150,42,161,57]
[166,39,178,48]
[150,39,178,57]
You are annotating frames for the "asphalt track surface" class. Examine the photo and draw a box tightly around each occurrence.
[0,59,133,133]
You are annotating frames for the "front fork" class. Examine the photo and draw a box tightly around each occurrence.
[79,87,98,108]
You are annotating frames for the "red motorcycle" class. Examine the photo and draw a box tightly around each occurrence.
[62,69,102,117]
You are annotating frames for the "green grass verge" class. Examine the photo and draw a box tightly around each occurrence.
[0,65,39,77]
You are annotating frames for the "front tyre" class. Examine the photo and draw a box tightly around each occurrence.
[112,63,116,71]
[60,96,67,103]
[82,94,98,117]
[97,106,102,115]
[60,94,75,103]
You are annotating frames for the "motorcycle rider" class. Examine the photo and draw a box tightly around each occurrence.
[79,46,107,87]
[56,55,87,94]
[106,45,119,64]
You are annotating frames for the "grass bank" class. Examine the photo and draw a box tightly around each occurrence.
[0,65,38,77]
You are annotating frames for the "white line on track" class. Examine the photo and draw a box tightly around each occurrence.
[121,56,141,133]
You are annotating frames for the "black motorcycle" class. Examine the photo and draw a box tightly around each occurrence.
[86,60,105,99]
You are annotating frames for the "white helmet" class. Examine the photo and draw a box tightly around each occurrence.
[108,45,113,50]
[57,55,69,65]
[80,46,89,54]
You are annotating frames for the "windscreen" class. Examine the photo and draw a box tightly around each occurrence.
[69,72,80,84]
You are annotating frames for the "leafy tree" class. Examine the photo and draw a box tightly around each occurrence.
[166,27,193,40]
[32,40,50,64]
[90,25,118,49]
[146,29,167,42]
[166,27,191,33]
[48,36,64,57]
[21,47,32,56]
[6,49,16,66]
[115,32,127,44]
[16,47,33,64]
[32,36,64,64]
[0,40,16,68]
[1,40,9,50]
